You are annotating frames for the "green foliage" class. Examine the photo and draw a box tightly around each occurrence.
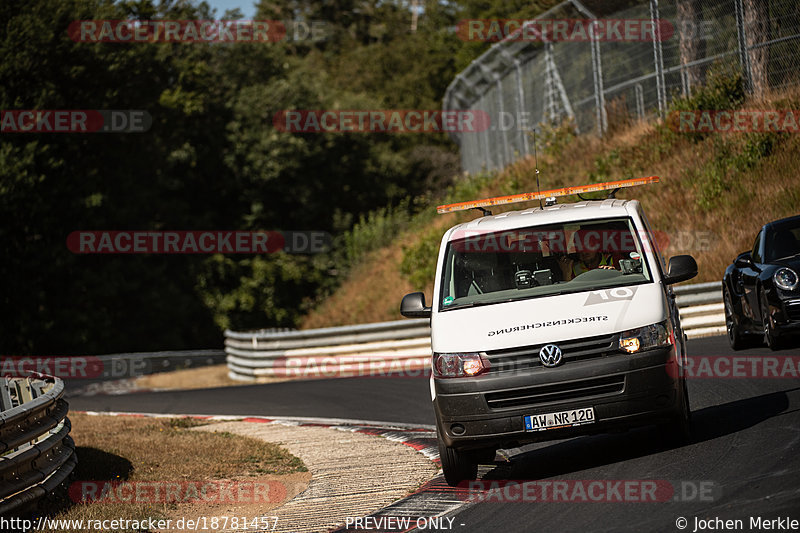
[668,63,746,143]
[400,227,443,290]
[339,200,414,268]
[678,63,746,112]
[196,254,327,331]
[691,132,782,211]
[1,0,557,352]
[589,149,621,183]
[538,118,577,158]
[731,132,778,171]
[442,171,495,206]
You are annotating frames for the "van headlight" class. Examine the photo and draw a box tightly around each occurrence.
[433,353,490,378]
[774,267,799,291]
[619,321,673,353]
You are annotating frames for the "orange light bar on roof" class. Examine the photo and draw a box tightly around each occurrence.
[436,176,660,214]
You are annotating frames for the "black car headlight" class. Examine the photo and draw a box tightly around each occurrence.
[619,321,673,353]
[774,267,799,291]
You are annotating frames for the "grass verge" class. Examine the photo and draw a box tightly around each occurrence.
[36,413,309,533]
[133,364,296,391]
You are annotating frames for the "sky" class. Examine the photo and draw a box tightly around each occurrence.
[203,0,257,18]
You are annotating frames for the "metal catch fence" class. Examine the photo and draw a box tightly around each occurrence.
[444,0,800,174]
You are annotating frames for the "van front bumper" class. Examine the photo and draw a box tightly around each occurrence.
[433,346,682,449]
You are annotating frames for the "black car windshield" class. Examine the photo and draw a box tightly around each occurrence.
[765,219,800,262]
[439,217,653,310]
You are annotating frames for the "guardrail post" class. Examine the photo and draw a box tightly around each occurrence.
[0,378,12,411]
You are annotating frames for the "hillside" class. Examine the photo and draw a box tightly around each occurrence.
[301,84,800,329]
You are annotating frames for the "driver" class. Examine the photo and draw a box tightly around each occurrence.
[557,232,617,281]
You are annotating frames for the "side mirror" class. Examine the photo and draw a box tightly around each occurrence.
[400,292,432,318]
[734,252,753,268]
[663,255,698,285]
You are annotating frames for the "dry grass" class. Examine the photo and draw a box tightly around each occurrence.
[133,364,295,391]
[301,240,426,329]
[38,413,309,532]
[302,89,800,328]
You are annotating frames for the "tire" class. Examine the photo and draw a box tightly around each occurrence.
[659,378,692,446]
[437,431,478,487]
[760,289,783,351]
[723,286,746,351]
[473,448,497,464]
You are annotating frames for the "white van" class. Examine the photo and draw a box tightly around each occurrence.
[401,188,698,486]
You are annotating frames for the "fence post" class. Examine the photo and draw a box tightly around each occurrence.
[572,0,607,135]
[496,79,510,167]
[590,24,607,134]
[479,93,491,172]
[514,60,530,156]
[635,84,645,120]
[650,0,667,117]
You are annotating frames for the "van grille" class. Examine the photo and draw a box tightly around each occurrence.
[485,375,625,410]
[484,333,618,373]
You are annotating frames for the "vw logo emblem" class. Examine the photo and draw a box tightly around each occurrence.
[539,344,563,367]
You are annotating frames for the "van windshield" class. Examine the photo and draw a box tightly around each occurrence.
[439,217,653,310]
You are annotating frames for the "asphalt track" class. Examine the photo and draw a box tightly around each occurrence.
[68,336,800,532]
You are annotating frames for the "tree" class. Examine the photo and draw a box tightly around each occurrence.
[743,0,770,97]
[677,0,706,91]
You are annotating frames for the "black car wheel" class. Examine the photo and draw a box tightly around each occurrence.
[437,431,478,487]
[760,289,782,351]
[723,285,747,350]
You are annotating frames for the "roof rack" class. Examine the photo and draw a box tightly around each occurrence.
[437,176,660,214]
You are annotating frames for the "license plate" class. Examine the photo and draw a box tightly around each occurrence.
[524,407,595,431]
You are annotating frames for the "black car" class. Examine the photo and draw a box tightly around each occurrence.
[723,214,800,350]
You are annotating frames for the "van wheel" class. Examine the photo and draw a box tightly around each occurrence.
[660,379,692,446]
[473,448,497,464]
[437,432,478,487]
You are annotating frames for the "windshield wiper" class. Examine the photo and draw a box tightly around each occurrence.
[449,300,507,309]
[448,292,563,309]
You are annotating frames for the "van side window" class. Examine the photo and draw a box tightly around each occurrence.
[638,210,666,275]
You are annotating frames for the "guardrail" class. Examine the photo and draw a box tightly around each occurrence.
[674,281,725,338]
[226,282,726,381]
[0,374,76,516]
[226,320,431,381]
